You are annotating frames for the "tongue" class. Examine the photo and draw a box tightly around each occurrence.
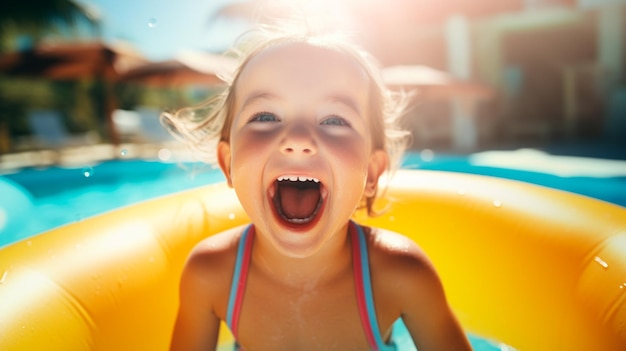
[278,182,320,220]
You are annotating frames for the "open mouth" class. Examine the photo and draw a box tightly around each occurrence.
[272,176,324,225]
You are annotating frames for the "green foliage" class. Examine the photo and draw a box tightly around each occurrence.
[0,77,55,136]
[0,0,100,52]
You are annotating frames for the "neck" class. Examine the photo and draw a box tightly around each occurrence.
[251,224,353,288]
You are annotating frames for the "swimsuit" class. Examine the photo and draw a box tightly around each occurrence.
[225,221,398,351]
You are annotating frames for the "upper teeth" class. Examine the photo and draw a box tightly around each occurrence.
[277,176,320,183]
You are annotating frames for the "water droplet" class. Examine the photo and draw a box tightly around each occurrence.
[158,148,172,161]
[594,256,609,269]
[0,271,8,284]
[148,17,157,28]
[120,149,128,157]
[82,167,94,178]
[420,149,434,162]
[492,200,502,208]
[228,213,236,220]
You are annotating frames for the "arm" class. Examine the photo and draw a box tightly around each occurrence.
[400,257,472,351]
[396,247,472,351]
[170,252,221,351]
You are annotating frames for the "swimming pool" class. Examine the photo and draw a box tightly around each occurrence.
[2,149,625,248]
[1,149,624,350]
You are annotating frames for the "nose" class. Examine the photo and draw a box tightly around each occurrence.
[280,123,317,156]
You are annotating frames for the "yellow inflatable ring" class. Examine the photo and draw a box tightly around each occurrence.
[1,170,625,350]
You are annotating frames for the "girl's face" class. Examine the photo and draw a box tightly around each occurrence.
[218,42,387,258]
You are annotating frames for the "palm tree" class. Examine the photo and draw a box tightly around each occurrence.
[0,0,101,53]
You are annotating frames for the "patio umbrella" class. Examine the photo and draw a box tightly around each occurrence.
[119,50,236,87]
[0,41,147,145]
[381,65,494,100]
[0,41,146,81]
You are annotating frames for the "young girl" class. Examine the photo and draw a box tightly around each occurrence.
[165,25,472,351]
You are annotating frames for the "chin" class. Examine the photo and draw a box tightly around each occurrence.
[262,219,332,258]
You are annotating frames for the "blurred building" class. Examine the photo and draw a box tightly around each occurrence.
[351,0,625,153]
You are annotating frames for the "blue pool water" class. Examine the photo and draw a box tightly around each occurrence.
[0,160,224,246]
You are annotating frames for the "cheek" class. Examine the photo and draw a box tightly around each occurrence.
[231,131,276,162]
[322,134,371,166]
[228,132,277,189]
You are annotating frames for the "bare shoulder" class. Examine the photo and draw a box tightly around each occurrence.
[184,225,247,276]
[366,226,434,272]
[365,226,444,304]
[178,225,248,311]
[190,225,245,257]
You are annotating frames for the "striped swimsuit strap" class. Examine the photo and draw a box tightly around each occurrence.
[350,221,395,351]
[225,225,254,340]
[225,222,392,350]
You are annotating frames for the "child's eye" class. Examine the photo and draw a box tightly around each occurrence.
[321,116,350,127]
[249,112,280,123]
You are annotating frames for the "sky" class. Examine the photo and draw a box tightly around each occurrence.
[81,0,249,60]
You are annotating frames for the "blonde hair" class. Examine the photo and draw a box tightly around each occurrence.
[161,24,410,215]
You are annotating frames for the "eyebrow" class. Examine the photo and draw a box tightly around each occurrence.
[239,91,363,116]
[239,91,278,111]
[326,94,363,116]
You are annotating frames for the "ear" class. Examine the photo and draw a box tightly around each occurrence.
[364,150,388,197]
[217,141,233,188]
